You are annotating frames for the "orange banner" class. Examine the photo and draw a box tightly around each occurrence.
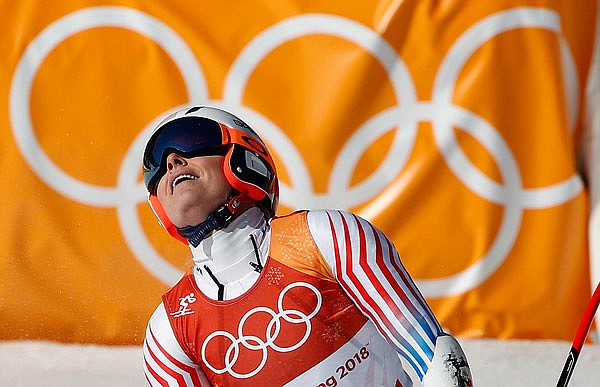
[0,0,597,344]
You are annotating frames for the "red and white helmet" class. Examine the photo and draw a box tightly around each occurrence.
[143,106,279,245]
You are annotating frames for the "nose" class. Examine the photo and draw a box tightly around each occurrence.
[166,153,187,171]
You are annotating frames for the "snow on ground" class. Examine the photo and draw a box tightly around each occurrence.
[0,339,599,386]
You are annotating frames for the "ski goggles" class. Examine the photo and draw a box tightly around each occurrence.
[143,117,228,194]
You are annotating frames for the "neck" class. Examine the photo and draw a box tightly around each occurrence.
[189,207,269,285]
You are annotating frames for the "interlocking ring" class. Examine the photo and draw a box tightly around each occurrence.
[200,282,322,379]
[9,6,582,297]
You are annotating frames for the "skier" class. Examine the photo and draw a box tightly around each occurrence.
[141,105,473,386]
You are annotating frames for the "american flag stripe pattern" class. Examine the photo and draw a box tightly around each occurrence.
[316,210,442,380]
[143,306,206,386]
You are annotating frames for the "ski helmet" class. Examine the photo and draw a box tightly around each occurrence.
[143,105,279,245]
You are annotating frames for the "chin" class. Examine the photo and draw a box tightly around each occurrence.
[174,210,210,228]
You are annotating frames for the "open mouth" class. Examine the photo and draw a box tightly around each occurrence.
[171,174,198,192]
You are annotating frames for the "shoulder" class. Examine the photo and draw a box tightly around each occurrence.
[305,209,395,265]
[305,209,376,241]
[273,209,374,273]
[162,272,195,307]
[147,302,172,336]
[269,210,336,280]
[143,303,208,385]
[144,303,189,360]
[270,209,355,243]
[271,208,368,232]
[270,209,308,230]
[270,209,373,244]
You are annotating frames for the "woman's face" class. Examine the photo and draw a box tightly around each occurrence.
[156,152,232,227]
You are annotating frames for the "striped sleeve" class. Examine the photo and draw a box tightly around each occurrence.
[142,303,210,386]
[307,209,443,380]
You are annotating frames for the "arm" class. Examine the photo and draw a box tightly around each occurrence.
[307,209,472,386]
[143,303,211,386]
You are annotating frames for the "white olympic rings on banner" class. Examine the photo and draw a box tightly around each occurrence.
[9,6,583,296]
[9,6,208,283]
[201,282,322,378]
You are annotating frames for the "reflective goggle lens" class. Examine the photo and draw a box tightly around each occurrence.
[143,117,226,192]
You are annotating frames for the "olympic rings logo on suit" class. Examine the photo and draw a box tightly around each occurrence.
[200,281,322,379]
[9,6,583,297]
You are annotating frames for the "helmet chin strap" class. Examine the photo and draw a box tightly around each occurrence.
[178,191,249,247]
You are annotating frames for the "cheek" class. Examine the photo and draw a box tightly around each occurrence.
[155,178,169,203]
[215,173,232,200]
